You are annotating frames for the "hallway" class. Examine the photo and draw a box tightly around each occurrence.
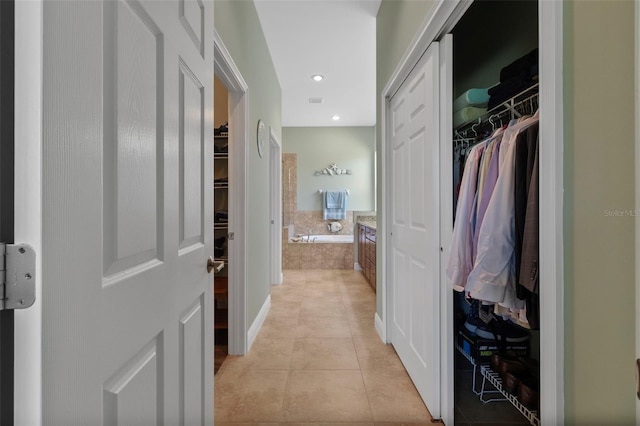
[214,269,432,424]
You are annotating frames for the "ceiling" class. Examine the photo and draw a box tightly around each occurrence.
[254,0,381,127]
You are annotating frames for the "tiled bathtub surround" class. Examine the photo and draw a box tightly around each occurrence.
[283,228,354,270]
[282,153,297,227]
[294,210,354,236]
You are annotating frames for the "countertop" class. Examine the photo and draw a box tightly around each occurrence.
[358,221,377,230]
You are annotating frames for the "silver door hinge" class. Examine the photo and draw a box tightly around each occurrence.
[0,243,36,310]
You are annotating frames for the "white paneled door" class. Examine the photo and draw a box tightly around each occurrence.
[388,42,441,418]
[40,1,214,424]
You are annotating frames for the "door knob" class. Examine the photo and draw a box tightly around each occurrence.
[207,257,216,274]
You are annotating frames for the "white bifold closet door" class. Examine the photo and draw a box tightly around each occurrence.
[40,1,214,424]
[388,41,441,417]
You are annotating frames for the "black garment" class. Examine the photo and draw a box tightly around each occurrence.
[517,128,540,329]
[520,133,540,295]
[488,70,534,110]
[514,124,539,296]
[499,48,538,82]
[489,48,539,110]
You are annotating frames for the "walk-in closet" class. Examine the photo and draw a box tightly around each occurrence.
[448,1,540,424]
[214,75,230,374]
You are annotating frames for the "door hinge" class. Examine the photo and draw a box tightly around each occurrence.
[0,243,36,310]
[228,232,235,241]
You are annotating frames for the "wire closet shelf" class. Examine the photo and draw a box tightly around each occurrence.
[454,83,539,143]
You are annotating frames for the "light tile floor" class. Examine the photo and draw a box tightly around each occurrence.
[214,269,433,425]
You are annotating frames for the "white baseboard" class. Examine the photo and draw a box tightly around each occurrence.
[354,263,363,271]
[247,294,271,351]
[375,312,386,343]
[271,272,283,286]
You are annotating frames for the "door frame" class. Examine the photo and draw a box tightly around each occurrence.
[269,127,283,286]
[0,1,15,423]
[380,0,565,424]
[635,0,640,420]
[213,30,249,356]
[13,1,43,424]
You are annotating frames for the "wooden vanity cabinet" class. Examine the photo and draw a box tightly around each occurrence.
[358,224,376,292]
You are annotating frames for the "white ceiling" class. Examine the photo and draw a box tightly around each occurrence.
[254,0,381,127]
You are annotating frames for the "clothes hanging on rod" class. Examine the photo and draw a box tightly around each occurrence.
[447,100,540,329]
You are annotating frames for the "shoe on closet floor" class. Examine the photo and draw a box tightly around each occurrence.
[518,376,539,410]
[463,299,483,335]
[475,317,530,342]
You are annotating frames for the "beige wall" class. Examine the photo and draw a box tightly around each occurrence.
[563,0,636,423]
[214,0,282,325]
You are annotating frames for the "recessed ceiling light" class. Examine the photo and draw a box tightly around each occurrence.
[332,115,340,121]
[311,74,324,82]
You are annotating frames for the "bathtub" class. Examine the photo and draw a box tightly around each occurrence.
[294,234,354,243]
[284,233,355,269]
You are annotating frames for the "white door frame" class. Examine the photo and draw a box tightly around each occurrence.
[269,127,283,286]
[13,1,43,424]
[380,0,564,424]
[213,30,249,356]
[635,0,640,420]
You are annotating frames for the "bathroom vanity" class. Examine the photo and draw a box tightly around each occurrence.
[358,222,376,291]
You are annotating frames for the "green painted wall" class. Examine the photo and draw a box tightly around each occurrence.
[375,0,436,319]
[214,0,282,327]
[282,127,376,212]
[452,0,538,97]
[563,0,636,423]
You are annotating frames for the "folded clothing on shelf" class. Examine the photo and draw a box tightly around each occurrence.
[453,87,491,112]
[488,48,539,110]
[214,143,228,153]
[214,122,228,136]
[487,70,536,110]
[499,48,538,83]
[453,106,487,128]
[214,210,228,223]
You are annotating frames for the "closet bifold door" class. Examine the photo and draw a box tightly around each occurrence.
[387,40,442,418]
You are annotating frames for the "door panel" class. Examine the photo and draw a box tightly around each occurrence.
[389,42,441,417]
[103,337,162,425]
[179,60,205,250]
[42,1,214,424]
[103,0,162,277]
[180,0,204,56]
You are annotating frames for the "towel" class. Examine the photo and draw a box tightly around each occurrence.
[323,191,347,220]
[326,191,344,209]
[453,106,487,128]
[453,87,490,112]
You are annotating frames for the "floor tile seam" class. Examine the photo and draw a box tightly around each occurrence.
[358,367,376,423]
[278,369,293,419]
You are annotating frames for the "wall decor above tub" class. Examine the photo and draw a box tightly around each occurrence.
[314,163,352,176]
